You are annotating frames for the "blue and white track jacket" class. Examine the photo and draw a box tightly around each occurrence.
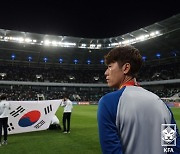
[97,86,180,154]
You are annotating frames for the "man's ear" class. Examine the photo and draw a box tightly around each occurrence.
[122,63,131,74]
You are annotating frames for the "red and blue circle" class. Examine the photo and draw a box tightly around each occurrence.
[18,110,41,127]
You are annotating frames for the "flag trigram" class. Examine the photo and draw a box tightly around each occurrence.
[34,120,45,129]
[44,104,52,114]
[8,123,15,132]
[10,106,25,117]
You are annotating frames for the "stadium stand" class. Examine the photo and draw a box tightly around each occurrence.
[0,14,180,102]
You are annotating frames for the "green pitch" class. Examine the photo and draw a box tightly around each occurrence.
[171,107,180,129]
[0,106,180,154]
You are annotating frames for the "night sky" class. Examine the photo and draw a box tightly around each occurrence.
[0,1,179,38]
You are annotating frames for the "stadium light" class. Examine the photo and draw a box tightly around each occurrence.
[97,44,102,48]
[150,32,156,37]
[52,41,58,46]
[0,73,6,80]
[43,57,48,62]
[25,38,32,43]
[28,56,32,62]
[69,75,75,80]
[100,59,104,64]
[59,58,63,63]
[18,37,24,43]
[59,42,76,47]
[0,29,162,49]
[44,40,51,46]
[94,76,99,81]
[36,75,42,79]
[142,56,147,61]
[111,43,119,46]
[156,53,161,59]
[118,31,161,47]
[73,59,78,64]
[36,75,43,82]
[171,51,177,57]
[11,54,15,60]
[87,59,91,64]
[80,44,86,48]
[89,44,96,49]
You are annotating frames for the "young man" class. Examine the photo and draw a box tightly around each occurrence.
[0,93,11,146]
[61,95,73,133]
[97,45,180,154]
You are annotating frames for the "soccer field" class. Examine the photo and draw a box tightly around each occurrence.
[1,105,180,154]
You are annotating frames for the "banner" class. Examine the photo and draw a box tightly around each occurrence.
[6,100,60,135]
[78,102,90,105]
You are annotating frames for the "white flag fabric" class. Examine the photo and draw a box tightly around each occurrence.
[7,100,60,134]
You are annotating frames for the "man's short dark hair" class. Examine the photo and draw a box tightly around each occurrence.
[104,45,143,77]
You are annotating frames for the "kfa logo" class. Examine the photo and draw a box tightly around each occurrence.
[161,124,176,153]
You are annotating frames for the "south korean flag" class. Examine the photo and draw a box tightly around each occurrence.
[8,100,60,135]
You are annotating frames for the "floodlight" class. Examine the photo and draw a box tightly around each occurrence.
[150,32,155,37]
[81,44,86,47]
[28,56,32,61]
[87,60,91,64]
[73,59,78,64]
[36,75,42,79]
[44,40,51,46]
[11,54,15,60]
[156,53,161,58]
[59,58,63,63]
[52,41,58,46]
[25,38,32,43]
[100,59,104,64]
[43,57,48,62]
[18,37,24,43]
[0,73,6,79]
[94,76,99,81]
[142,56,147,61]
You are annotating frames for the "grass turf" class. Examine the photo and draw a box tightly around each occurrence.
[0,106,180,154]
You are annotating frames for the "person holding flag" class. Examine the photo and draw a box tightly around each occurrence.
[0,93,11,146]
[61,94,73,134]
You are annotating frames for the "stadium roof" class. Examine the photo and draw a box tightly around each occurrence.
[0,14,180,48]
[0,14,180,68]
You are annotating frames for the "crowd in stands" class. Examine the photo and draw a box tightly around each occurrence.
[0,65,106,83]
[138,62,180,82]
[0,61,180,101]
[0,62,180,83]
[0,86,106,101]
[147,88,180,98]
[0,85,179,102]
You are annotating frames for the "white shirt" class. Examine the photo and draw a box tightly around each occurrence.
[0,100,11,118]
[60,99,73,113]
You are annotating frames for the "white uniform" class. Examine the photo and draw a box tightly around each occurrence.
[61,99,73,132]
[60,99,73,113]
[0,100,11,118]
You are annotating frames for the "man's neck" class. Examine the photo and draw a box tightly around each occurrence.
[119,76,136,89]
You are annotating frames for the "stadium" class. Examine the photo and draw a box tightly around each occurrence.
[0,13,180,153]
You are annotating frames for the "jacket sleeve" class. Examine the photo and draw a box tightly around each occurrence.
[97,96,122,154]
